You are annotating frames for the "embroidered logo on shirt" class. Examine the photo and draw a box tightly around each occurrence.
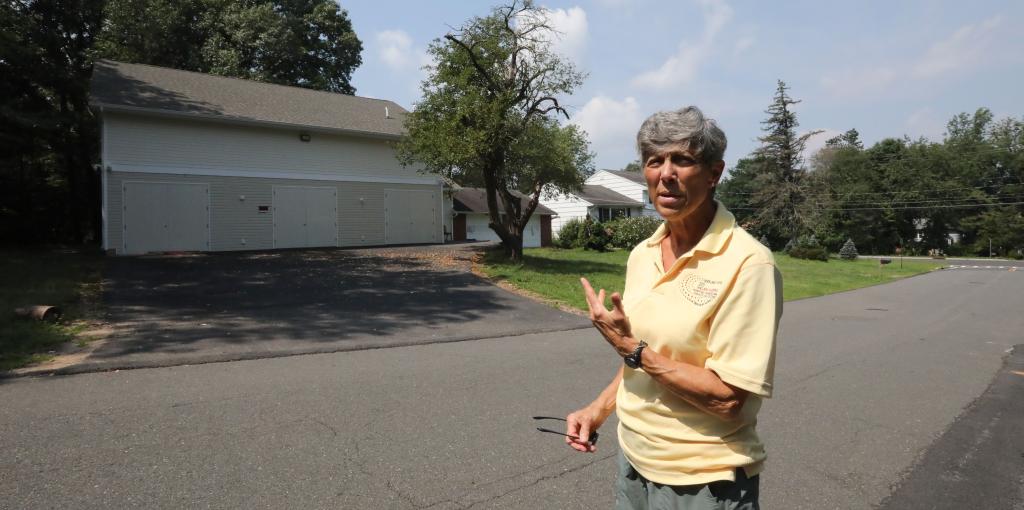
[679,274,722,306]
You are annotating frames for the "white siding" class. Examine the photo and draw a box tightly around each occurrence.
[586,170,658,217]
[103,112,436,184]
[464,213,543,248]
[106,171,441,254]
[539,189,592,236]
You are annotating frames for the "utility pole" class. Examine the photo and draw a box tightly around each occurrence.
[989,238,993,258]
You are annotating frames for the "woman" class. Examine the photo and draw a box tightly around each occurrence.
[566,106,782,509]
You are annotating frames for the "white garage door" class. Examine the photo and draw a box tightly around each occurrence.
[123,182,209,255]
[273,186,338,249]
[385,189,438,245]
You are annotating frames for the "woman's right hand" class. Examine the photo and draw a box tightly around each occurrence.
[565,405,606,453]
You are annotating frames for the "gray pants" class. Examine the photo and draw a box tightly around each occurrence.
[615,451,760,510]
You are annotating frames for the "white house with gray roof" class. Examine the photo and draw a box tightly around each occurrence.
[91,60,446,255]
[540,170,658,236]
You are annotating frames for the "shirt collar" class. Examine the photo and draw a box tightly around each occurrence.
[645,200,736,256]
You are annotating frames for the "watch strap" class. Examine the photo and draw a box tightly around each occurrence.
[624,340,647,369]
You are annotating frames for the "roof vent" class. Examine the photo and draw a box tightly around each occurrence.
[385,106,391,119]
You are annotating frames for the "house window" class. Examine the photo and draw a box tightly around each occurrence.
[598,208,631,222]
[642,190,653,209]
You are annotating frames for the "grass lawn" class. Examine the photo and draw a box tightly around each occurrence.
[0,249,104,371]
[480,248,944,311]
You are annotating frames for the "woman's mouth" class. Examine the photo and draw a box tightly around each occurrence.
[656,192,685,206]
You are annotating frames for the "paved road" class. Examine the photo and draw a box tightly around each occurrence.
[1,268,1021,508]
[80,246,586,373]
[877,345,1024,510]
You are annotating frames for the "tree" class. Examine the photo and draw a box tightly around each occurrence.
[745,80,820,246]
[622,161,641,172]
[826,128,863,149]
[397,1,592,261]
[839,238,858,260]
[95,0,363,93]
[1,0,104,243]
[717,156,765,229]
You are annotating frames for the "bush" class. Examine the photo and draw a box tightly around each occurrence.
[555,218,586,248]
[839,238,858,260]
[607,216,662,249]
[789,245,829,261]
[787,235,828,261]
[783,238,797,253]
[580,217,611,251]
[758,235,771,250]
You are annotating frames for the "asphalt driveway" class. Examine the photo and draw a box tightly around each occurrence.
[79,245,588,372]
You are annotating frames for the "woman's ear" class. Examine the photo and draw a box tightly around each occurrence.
[710,160,725,187]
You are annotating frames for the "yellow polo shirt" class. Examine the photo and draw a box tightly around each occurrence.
[617,202,782,486]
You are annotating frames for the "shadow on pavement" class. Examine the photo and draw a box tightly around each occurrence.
[81,248,588,370]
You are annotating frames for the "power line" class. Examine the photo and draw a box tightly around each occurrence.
[718,177,1022,197]
[728,201,1024,212]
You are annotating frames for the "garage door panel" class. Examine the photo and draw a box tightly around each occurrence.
[274,186,338,249]
[164,184,208,251]
[305,187,338,247]
[385,189,437,245]
[124,182,208,254]
[274,187,307,249]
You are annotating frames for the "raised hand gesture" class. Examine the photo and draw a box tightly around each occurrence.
[580,277,635,356]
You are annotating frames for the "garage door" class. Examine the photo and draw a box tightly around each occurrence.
[385,189,439,245]
[273,186,338,249]
[123,182,209,254]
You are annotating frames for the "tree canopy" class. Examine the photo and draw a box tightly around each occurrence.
[96,0,363,94]
[720,92,1024,257]
[397,0,593,260]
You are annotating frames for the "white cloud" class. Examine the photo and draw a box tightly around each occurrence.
[912,16,1002,78]
[631,0,733,89]
[376,30,431,72]
[572,95,643,161]
[516,6,589,62]
[543,7,589,61]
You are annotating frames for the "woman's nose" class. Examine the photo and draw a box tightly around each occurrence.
[660,162,677,181]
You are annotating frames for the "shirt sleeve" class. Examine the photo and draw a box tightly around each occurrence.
[704,261,783,398]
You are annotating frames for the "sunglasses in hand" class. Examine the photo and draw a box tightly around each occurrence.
[533,416,599,445]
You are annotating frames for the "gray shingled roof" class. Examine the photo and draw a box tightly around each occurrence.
[453,188,555,216]
[601,169,646,184]
[577,185,640,206]
[90,60,407,138]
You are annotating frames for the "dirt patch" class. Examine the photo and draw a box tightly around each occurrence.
[7,324,113,376]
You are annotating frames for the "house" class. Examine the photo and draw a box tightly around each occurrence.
[90,60,447,255]
[451,188,554,247]
[540,169,657,234]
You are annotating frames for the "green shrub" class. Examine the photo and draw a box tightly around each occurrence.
[556,218,586,248]
[839,238,858,260]
[608,216,662,249]
[580,217,612,251]
[789,245,829,261]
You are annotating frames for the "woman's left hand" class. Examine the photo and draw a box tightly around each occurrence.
[581,277,636,356]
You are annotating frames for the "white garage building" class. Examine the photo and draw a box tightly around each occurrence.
[90,60,444,255]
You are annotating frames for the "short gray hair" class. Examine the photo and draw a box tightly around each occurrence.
[636,106,727,165]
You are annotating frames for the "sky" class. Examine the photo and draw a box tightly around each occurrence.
[340,0,1023,174]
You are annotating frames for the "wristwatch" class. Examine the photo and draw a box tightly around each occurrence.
[623,340,647,369]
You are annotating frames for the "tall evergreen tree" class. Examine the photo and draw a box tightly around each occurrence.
[746,80,820,246]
